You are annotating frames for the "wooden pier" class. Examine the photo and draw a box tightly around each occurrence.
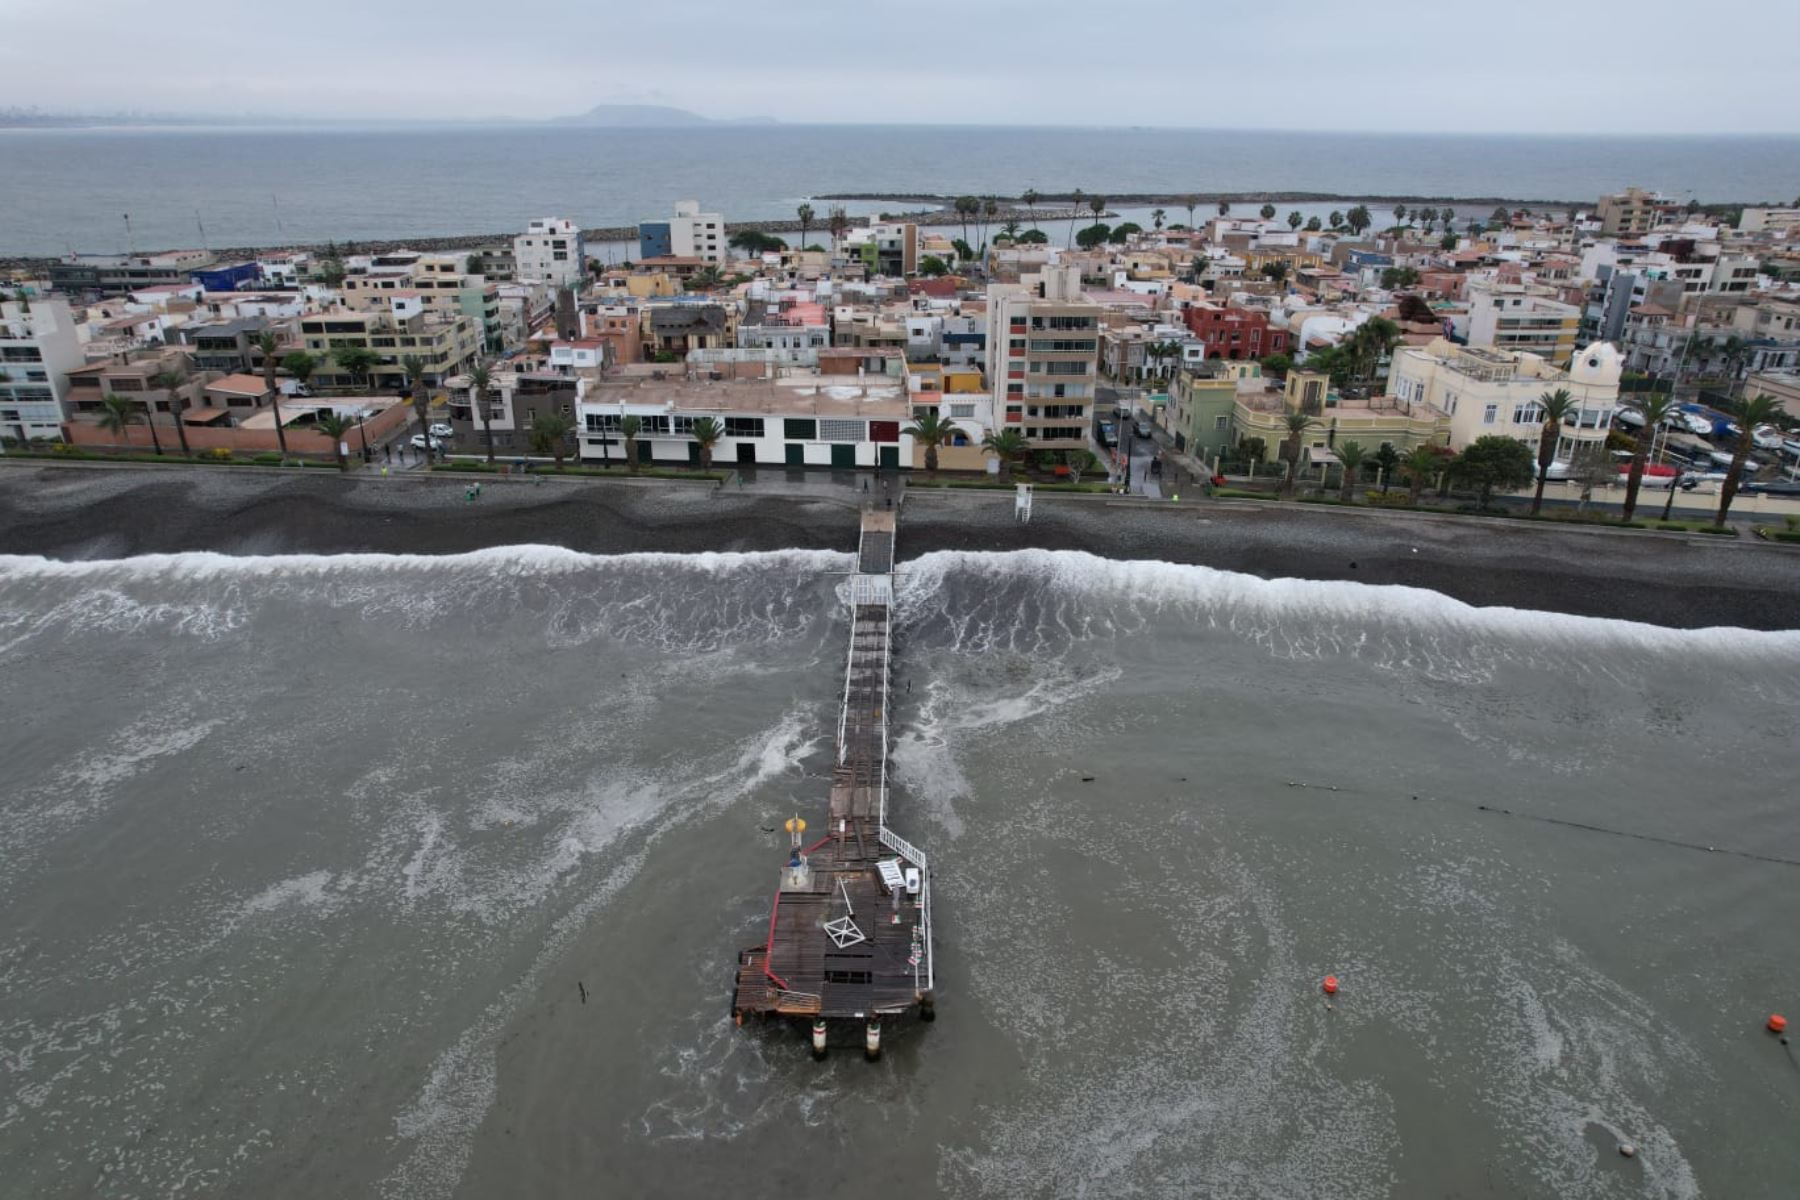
[731,504,934,1058]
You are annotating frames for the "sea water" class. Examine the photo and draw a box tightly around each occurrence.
[1,547,1797,1198]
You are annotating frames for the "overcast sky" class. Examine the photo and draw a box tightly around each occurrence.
[4,0,1798,134]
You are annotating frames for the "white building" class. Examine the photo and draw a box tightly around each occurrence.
[1466,280,1581,365]
[1390,338,1622,460]
[638,200,725,264]
[513,217,586,287]
[984,265,1101,452]
[0,298,84,443]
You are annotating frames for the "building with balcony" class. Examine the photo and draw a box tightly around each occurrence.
[1389,338,1621,459]
[1180,302,1291,360]
[843,222,919,277]
[1465,280,1581,365]
[1595,187,1682,237]
[638,200,725,264]
[297,304,480,391]
[172,317,281,374]
[985,266,1101,452]
[0,298,85,443]
[513,217,585,287]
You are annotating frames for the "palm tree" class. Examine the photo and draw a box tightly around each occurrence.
[1182,195,1199,229]
[402,354,431,449]
[150,369,192,456]
[1151,208,1166,231]
[1088,196,1106,234]
[1287,211,1302,231]
[1217,199,1230,217]
[981,427,1030,473]
[1716,334,1750,391]
[531,412,572,470]
[1336,440,1368,502]
[620,413,643,473]
[827,206,849,255]
[796,203,815,253]
[981,196,999,253]
[1280,412,1319,495]
[1620,392,1679,521]
[904,410,959,480]
[1022,188,1040,231]
[96,392,148,452]
[1350,317,1402,384]
[312,410,355,470]
[468,363,496,464]
[1529,388,1577,515]
[1001,218,1020,240]
[953,196,975,247]
[688,416,722,472]
[256,330,290,458]
[1400,444,1439,505]
[1068,189,1084,249]
[1329,210,1344,230]
[1716,394,1783,527]
[1393,204,1407,225]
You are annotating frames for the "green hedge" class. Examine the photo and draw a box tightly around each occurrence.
[1655,521,1737,535]
[432,461,721,481]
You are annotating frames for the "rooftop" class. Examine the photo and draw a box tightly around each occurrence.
[586,374,908,419]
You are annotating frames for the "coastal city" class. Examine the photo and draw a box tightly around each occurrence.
[5,186,1800,532]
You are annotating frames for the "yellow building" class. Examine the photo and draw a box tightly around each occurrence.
[299,306,481,391]
[1232,369,1449,468]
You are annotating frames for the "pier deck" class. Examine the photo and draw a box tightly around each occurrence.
[731,507,933,1041]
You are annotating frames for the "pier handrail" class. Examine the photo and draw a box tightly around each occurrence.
[878,826,928,870]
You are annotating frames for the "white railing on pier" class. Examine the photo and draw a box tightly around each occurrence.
[846,574,892,608]
[878,826,928,871]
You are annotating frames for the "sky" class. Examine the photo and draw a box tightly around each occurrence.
[3,0,1799,134]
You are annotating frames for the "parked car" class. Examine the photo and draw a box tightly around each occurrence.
[1133,418,1154,440]
[1096,421,1117,448]
[428,422,454,439]
[409,434,446,451]
[1739,478,1800,497]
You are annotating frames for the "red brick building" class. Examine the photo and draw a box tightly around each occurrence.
[1181,304,1291,359]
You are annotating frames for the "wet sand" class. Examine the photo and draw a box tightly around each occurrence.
[2,465,1797,629]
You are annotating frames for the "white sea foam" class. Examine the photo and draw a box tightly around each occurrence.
[240,870,336,916]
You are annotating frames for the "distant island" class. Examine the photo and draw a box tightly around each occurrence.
[550,104,777,128]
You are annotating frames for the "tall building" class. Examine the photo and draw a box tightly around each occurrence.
[1465,280,1581,365]
[513,217,586,287]
[638,201,725,264]
[985,266,1101,453]
[0,297,85,443]
[1595,187,1682,237]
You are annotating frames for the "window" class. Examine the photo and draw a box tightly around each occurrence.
[783,417,817,440]
[723,417,763,438]
[818,418,862,442]
[1215,414,1230,430]
[671,415,697,435]
[1041,426,1084,440]
[1514,403,1543,425]
[1025,427,1039,438]
[1483,404,1498,425]
[949,403,975,419]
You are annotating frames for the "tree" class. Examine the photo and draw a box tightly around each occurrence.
[1259,203,1276,220]
[1001,219,1020,240]
[1089,196,1106,230]
[1261,351,1294,377]
[828,206,849,254]
[619,413,642,473]
[1441,207,1455,229]
[1015,229,1049,245]
[1279,412,1319,495]
[1328,210,1344,230]
[1529,388,1577,515]
[904,410,959,479]
[1571,446,1614,513]
[1620,392,1679,520]
[523,412,567,469]
[1261,261,1289,287]
[318,258,346,288]
[796,203,814,253]
[688,416,722,471]
[1716,334,1751,389]
[1400,444,1440,503]
[333,345,378,392]
[467,363,495,464]
[1151,207,1166,230]
[1218,199,1231,217]
[1287,210,1303,231]
[1182,195,1199,228]
[1068,188,1084,249]
[402,354,431,452]
[1076,223,1112,250]
[1348,316,1402,384]
[1305,216,1322,232]
[951,238,974,262]
[96,392,148,452]
[981,427,1030,472]
[1453,435,1535,508]
[1393,204,1408,224]
[729,230,787,255]
[1346,205,1372,234]
[1490,205,1510,228]
[1022,188,1041,231]
[953,195,976,246]
[1380,266,1420,291]
[1716,394,1783,527]
[1440,233,1457,251]
[1336,440,1368,502]
[1372,441,1401,492]
[981,196,1000,252]
[312,410,355,470]
[1106,222,1142,244]
[282,350,317,395]
[255,330,292,458]
[150,369,192,456]
[919,255,950,277]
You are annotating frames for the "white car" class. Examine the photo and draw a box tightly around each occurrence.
[428,423,454,439]
[409,434,446,451]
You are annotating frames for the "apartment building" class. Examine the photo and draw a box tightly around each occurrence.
[1180,302,1291,360]
[1465,280,1581,365]
[737,298,831,360]
[843,222,919,276]
[298,303,480,391]
[513,217,585,287]
[638,201,725,264]
[1390,338,1621,459]
[1595,187,1682,237]
[341,254,504,350]
[173,317,281,374]
[62,347,199,421]
[0,298,85,443]
[984,266,1101,452]
[447,363,577,454]
[49,249,217,293]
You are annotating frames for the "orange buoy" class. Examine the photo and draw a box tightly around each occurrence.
[1322,975,1339,996]
[1768,1013,1788,1034]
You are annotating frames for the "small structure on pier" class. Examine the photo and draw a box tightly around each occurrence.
[731,504,934,1058]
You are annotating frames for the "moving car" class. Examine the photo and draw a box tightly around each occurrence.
[409,434,446,451]
[428,422,454,439]
[1133,418,1154,440]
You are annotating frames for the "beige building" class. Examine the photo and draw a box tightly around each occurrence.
[341,253,502,349]
[1232,371,1449,469]
[985,266,1101,452]
[1389,338,1622,460]
[1596,187,1682,237]
[1465,280,1581,365]
[298,304,481,391]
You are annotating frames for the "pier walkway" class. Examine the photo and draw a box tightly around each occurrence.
[731,502,933,1057]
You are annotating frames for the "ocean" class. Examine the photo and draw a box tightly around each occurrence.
[2,545,1798,1198]
[2,125,1799,256]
